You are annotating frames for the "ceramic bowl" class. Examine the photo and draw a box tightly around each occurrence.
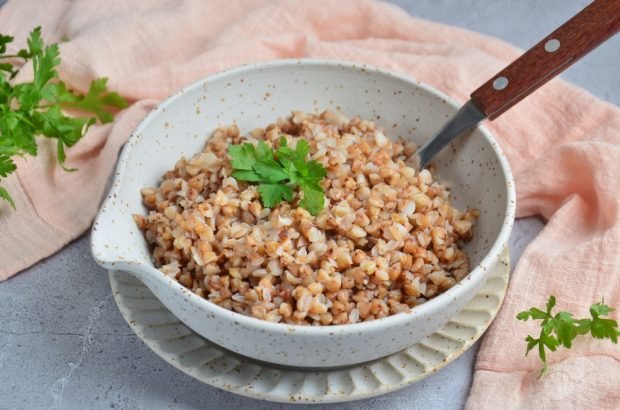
[91,59,515,368]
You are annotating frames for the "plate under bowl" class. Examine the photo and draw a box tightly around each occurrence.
[109,247,509,403]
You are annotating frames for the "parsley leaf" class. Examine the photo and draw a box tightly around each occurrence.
[0,26,128,208]
[232,169,262,182]
[22,26,43,59]
[0,186,14,209]
[0,155,17,177]
[60,78,128,123]
[0,34,13,54]
[517,295,618,378]
[228,137,326,215]
[305,160,326,181]
[228,143,256,170]
[255,140,273,162]
[253,161,289,183]
[590,303,619,343]
[294,138,309,159]
[299,182,325,216]
[258,183,294,208]
[33,42,59,90]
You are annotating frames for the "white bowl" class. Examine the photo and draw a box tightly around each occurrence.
[91,59,515,368]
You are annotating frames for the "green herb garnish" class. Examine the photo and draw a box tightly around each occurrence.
[227,137,326,215]
[517,295,618,378]
[0,27,128,208]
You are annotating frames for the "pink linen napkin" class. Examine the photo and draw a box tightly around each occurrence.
[0,0,618,407]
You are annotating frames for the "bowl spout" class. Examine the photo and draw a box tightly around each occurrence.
[90,188,153,281]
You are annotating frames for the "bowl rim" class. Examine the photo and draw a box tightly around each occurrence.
[92,58,516,336]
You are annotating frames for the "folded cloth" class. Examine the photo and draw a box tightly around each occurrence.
[0,0,618,407]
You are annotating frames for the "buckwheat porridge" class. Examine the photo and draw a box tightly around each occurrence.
[133,111,478,325]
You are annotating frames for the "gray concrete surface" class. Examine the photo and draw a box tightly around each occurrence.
[1,1,618,409]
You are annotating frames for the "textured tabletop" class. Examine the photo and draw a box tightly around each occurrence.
[1,1,618,409]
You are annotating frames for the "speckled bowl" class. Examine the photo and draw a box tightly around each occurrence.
[91,59,515,368]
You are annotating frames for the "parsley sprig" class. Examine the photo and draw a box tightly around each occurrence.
[517,295,618,378]
[227,137,326,215]
[0,27,128,208]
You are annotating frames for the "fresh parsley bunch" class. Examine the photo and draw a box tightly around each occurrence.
[228,137,326,215]
[517,295,618,378]
[0,27,128,208]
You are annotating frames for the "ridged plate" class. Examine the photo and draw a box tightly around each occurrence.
[109,246,509,403]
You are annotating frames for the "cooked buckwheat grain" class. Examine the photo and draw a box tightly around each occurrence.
[134,111,478,325]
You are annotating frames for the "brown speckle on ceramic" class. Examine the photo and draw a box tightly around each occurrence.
[90,59,516,369]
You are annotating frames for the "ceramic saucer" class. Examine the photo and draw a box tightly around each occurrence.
[109,246,509,403]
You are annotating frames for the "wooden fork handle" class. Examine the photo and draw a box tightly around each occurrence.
[471,0,620,120]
